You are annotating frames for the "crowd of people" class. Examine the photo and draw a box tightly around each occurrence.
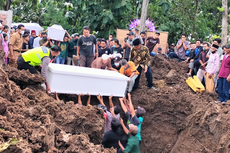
[1,21,230,152]
[167,34,230,105]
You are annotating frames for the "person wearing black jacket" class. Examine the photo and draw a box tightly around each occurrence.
[197,42,210,82]
[185,43,196,63]
[187,40,203,76]
[102,118,121,151]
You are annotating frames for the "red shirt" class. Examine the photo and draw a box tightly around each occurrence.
[219,54,230,78]
[0,34,3,50]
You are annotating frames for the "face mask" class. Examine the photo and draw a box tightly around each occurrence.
[203,48,206,51]
[114,63,119,66]
[0,30,2,34]
[20,30,25,35]
[74,39,78,42]
[113,45,116,48]
[43,37,47,41]
[109,38,112,40]
[212,51,217,54]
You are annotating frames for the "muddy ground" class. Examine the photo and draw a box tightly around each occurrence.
[1,52,230,153]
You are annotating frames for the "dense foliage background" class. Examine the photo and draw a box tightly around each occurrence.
[0,0,229,44]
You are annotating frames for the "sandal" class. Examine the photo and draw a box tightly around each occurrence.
[222,102,226,105]
[214,101,221,104]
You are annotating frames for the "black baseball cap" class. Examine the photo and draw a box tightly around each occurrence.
[114,57,121,62]
[155,31,160,35]
[127,32,134,35]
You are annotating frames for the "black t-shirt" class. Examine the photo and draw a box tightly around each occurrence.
[22,42,32,50]
[146,37,160,52]
[99,47,111,57]
[77,34,96,57]
[111,47,124,57]
[102,129,121,150]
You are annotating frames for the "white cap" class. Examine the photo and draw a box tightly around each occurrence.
[102,54,109,60]
[112,53,122,58]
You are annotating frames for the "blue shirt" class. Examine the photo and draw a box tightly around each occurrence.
[137,117,143,141]
[29,36,36,49]
[195,47,201,61]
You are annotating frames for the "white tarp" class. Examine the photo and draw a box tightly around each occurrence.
[0,10,13,33]
[47,24,65,41]
[46,63,130,97]
[11,23,44,36]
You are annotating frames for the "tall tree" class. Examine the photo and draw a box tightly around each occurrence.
[140,0,149,32]
[221,0,228,46]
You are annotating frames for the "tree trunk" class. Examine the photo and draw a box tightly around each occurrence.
[222,0,228,46]
[192,0,198,38]
[4,0,12,11]
[140,0,149,33]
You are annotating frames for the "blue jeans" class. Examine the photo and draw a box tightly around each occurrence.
[150,52,157,57]
[133,66,153,90]
[218,77,230,102]
[56,57,65,64]
[168,52,185,62]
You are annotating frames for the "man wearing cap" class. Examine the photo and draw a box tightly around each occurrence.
[112,56,122,70]
[167,43,175,54]
[39,32,53,48]
[134,28,144,45]
[123,32,134,61]
[216,44,230,105]
[17,45,61,93]
[120,59,139,93]
[157,47,168,57]
[98,39,111,57]
[28,30,37,49]
[118,123,140,153]
[205,44,220,93]
[8,24,25,68]
[91,54,117,71]
[130,38,157,90]
[146,31,160,57]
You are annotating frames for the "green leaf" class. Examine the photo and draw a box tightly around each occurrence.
[121,0,127,6]
[217,7,224,12]
[103,16,109,25]
[115,3,121,9]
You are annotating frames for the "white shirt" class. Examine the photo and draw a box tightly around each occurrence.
[33,37,42,48]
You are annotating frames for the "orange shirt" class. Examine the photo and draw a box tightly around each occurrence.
[120,61,139,77]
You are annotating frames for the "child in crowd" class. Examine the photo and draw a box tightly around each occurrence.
[22,34,32,52]
[3,33,9,64]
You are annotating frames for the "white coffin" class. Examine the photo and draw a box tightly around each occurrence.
[11,23,44,36]
[46,63,130,97]
[47,24,65,41]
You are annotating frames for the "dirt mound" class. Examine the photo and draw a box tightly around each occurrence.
[1,52,230,153]
[0,66,115,152]
[129,55,230,153]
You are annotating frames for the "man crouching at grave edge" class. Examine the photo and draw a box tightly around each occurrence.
[17,45,61,93]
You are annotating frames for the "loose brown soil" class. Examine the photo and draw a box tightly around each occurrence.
[1,50,230,153]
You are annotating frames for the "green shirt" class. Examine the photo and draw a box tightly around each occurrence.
[59,41,69,57]
[124,133,140,153]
